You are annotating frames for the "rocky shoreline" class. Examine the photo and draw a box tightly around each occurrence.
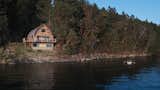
[0,43,153,64]
[0,52,152,64]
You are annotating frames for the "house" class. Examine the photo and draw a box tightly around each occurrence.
[23,24,56,50]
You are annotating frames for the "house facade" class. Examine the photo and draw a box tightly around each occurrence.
[23,24,56,50]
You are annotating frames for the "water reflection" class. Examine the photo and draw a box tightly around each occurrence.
[0,64,55,90]
[0,56,159,90]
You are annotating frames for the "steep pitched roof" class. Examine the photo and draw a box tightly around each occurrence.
[27,24,50,38]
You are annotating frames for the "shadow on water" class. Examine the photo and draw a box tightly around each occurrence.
[0,56,159,90]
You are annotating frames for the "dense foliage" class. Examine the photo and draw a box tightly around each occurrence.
[0,0,160,54]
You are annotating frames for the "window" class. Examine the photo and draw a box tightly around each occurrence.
[41,29,45,32]
[37,36,49,42]
[47,44,52,47]
[33,43,37,47]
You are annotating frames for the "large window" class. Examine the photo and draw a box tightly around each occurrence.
[37,36,50,42]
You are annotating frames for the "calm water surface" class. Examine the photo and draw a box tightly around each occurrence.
[0,57,160,90]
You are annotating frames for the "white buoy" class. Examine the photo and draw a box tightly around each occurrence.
[127,61,133,65]
[124,60,135,65]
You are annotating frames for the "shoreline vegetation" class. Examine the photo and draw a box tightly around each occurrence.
[0,43,151,64]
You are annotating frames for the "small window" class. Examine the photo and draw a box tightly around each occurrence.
[33,43,37,47]
[47,44,52,47]
[41,29,45,32]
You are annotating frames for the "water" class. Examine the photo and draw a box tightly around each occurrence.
[0,57,160,90]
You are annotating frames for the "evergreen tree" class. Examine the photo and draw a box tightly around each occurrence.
[54,0,83,54]
[7,0,52,41]
[0,0,9,47]
[36,0,52,23]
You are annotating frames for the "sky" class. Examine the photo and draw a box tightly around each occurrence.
[89,0,160,24]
